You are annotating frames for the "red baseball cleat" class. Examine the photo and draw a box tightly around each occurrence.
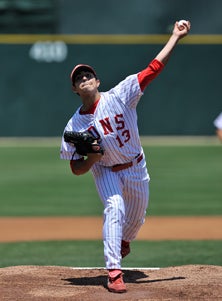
[107,269,127,293]
[121,240,130,258]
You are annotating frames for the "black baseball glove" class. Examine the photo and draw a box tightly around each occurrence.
[63,130,104,156]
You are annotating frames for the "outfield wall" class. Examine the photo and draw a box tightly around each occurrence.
[1,38,221,136]
[0,0,221,136]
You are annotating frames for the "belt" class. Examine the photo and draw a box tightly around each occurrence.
[111,153,143,172]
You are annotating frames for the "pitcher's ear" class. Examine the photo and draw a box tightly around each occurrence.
[71,85,80,95]
[72,84,77,92]
[96,79,100,88]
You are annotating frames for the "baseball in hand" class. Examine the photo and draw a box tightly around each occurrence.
[178,19,188,30]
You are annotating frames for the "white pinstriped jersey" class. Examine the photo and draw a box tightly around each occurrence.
[60,74,145,166]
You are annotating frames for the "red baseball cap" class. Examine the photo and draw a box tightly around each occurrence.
[70,64,97,85]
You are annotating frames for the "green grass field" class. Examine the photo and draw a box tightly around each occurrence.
[0,138,221,216]
[0,240,221,268]
[0,137,221,268]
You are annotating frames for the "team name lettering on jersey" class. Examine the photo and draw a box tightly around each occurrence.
[99,117,114,135]
[99,114,131,148]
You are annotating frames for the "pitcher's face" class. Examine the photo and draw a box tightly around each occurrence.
[73,71,100,95]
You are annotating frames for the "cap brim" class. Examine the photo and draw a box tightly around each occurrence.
[70,64,97,84]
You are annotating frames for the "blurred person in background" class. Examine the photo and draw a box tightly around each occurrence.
[213,112,222,142]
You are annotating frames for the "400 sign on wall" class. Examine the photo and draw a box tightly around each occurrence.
[29,41,68,62]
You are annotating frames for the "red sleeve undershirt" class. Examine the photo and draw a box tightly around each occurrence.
[137,59,164,92]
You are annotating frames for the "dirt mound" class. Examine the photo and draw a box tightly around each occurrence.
[0,265,221,300]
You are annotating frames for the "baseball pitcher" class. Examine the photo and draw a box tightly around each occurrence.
[60,20,191,293]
